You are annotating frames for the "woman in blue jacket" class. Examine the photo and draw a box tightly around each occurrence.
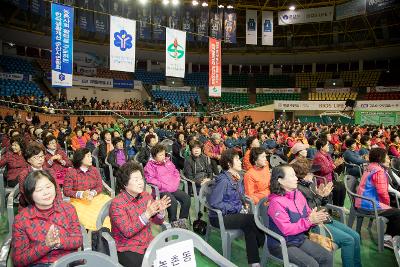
[207,149,264,267]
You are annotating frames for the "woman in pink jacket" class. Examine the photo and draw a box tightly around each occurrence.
[144,144,191,227]
[268,165,333,267]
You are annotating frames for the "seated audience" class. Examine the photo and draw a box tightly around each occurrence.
[144,144,191,227]
[137,134,157,167]
[244,147,271,205]
[343,138,368,177]
[71,127,89,151]
[110,161,170,267]
[268,165,333,267]
[12,170,82,267]
[389,134,400,158]
[85,131,100,153]
[243,136,261,171]
[123,129,137,160]
[204,133,226,175]
[44,135,72,186]
[172,132,187,170]
[0,136,27,187]
[107,137,128,170]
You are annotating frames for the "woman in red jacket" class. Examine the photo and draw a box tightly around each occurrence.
[12,170,82,267]
[0,136,27,187]
[44,135,72,186]
[110,161,170,267]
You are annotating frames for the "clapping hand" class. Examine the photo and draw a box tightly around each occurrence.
[316,182,334,197]
[308,207,330,225]
[158,195,171,212]
[82,190,94,201]
[45,224,60,249]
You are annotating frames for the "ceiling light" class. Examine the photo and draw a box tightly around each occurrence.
[202,2,208,7]
[162,0,169,5]
[227,5,233,9]
[138,0,148,5]
[218,4,224,8]
[289,5,296,11]
[192,0,199,6]
[172,0,179,6]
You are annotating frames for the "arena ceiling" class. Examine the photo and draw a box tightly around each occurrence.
[0,0,399,54]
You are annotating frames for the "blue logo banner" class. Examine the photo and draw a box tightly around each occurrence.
[51,3,74,87]
[113,80,134,88]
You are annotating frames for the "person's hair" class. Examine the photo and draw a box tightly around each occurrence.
[249,147,266,166]
[352,132,361,139]
[24,144,44,161]
[360,135,370,146]
[220,149,240,171]
[270,164,291,196]
[24,170,57,205]
[392,157,400,171]
[9,136,25,152]
[43,135,57,148]
[175,131,186,140]
[308,135,318,146]
[369,148,387,164]
[189,140,203,151]
[123,129,132,139]
[316,138,328,151]
[74,127,82,134]
[150,144,166,158]
[246,135,258,148]
[345,138,356,148]
[145,134,156,145]
[72,148,91,168]
[391,134,399,143]
[116,161,144,192]
[112,137,124,147]
[100,130,111,140]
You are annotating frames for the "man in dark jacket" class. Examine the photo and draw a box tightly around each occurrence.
[343,138,368,177]
[137,134,157,166]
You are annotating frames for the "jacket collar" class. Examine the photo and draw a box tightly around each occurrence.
[26,201,62,219]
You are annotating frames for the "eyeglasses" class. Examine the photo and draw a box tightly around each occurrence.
[32,154,45,160]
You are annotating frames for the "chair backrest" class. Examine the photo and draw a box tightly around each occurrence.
[51,251,122,267]
[198,179,215,210]
[393,236,400,266]
[344,175,358,208]
[96,199,112,230]
[255,197,270,228]
[141,228,237,267]
[270,154,287,168]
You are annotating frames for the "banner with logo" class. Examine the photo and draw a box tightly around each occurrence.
[51,3,74,87]
[165,28,186,78]
[168,8,181,30]
[224,9,237,44]
[355,111,399,125]
[262,11,273,46]
[315,87,351,92]
[113,79,134,89]
[209,37,221,98]
[94,0,109,35]
[31,0,45,16]
[367,0,396,13]
[257,88,301,94]
[275,101,346,111]
[278,6,334,25]
[197,8,209,42]
[73,76,113,88]
[356,100,400,111]
[152,6,166,41]
[246,10,257,45]
[110,0,122,16]
[222,88,247,93]
[77,0,94,32]
[137,5,151,40]
[0,72,32,81]
[367,86,400,92]
[336,0,366,20]
[210,8,223,39]
[110,16,136,72]
[182,7,195,42]
[152,85,193,92]
[74,52,105,67]
[76,65,97,76]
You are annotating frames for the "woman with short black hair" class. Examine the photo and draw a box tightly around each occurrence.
[64,148,112,230]
[43,135,71,186]
[0,136,27,187]
[110,161,170,267]
[12,170,82,267]
[208,149,265,267]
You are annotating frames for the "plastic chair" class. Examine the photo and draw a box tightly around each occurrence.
[180,170,200,216]
[269,154,287,168]
[198,180,244,260]
[142,228,237,267]
[254,197,297,267]
[92,147,100,169]
[344,175,388,252]
[344,161,364,177]
[6,184,19,234]
[0,168,14,215]
[51,251,123,267]
[393,236,400,266]
[104,159,116,193]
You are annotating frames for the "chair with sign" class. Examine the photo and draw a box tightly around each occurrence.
[51,251,122,267]
[141,228,237,267]
[345,175,388,252]
[199,180,248,260]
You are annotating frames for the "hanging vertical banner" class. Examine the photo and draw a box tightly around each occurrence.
[77,0,94,33]
[51,3,74,87]
[165,28,186,78]
[209,37,221,98]
[31,0,45,16]
[182,7,195,42]
[210,8,223,39]
[137,5,151,40]
[224,9,237,44]
[168,8,181,30]
[122,0,135,19]
[246,10,257,45]
[110,16,136,72]
[153,6,166,41]
[94,0,109,35]
[262,11,273,46]
[197,7,209,42]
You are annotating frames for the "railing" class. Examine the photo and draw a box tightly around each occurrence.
[0,99,256,119]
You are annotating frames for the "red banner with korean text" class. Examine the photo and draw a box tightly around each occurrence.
[209,37,221,97]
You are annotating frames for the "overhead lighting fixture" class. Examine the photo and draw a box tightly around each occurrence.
[227,5,233,9]
[218,4,224,8]
[162,0,169,5]
[138,0,148,5]
[8,42,15,47]
[289,5,296,11]
[171,0,179,6]
[202,2,208,7]
[192,0,199,6]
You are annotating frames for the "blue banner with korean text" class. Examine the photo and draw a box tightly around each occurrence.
[51,3,74,87]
